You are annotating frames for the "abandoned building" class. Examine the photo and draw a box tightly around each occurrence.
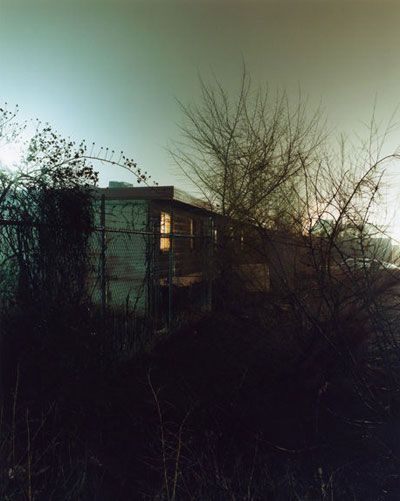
[89,183,272,338]
[90,185,214,328]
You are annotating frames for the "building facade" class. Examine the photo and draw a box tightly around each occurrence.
[90,185,216,333]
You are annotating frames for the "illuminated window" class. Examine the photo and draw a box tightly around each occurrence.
[160,211,171,252]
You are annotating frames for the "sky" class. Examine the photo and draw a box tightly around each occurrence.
[1,0,400,233]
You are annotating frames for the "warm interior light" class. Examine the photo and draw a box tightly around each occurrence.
[160,211,171,251]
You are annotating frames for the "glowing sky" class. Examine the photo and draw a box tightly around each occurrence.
[1,0,400,199]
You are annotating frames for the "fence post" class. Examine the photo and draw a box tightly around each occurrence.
[168,203,174,331]
[148,215,159,334]
[205,216,213,311]
[0,304,3,405]
[100,194,107,318]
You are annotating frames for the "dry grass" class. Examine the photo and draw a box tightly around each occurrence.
[1,287,400,499]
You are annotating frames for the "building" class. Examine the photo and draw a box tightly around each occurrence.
[89,184,273,336]
[90,185,217,336]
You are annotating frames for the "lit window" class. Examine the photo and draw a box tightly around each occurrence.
[160,211,171,251]
[213,228,218,244]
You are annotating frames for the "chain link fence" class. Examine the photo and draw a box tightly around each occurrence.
[88,224,213,356]
[0,218,213,359]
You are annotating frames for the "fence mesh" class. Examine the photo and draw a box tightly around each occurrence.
[0,216,214,357]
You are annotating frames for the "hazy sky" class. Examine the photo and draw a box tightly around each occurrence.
[1,0,400,192]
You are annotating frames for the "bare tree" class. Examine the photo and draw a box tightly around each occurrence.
[172,70,400,414]
[170,69,326,231]
[0,104,157,396]
[0,103,156,300]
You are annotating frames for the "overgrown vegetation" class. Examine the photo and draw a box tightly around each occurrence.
[1,79,400,501]
[2,308,400,499]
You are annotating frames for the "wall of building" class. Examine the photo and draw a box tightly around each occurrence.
[150,200,213,323]
[151,200,212,282]
[90,198,150,314]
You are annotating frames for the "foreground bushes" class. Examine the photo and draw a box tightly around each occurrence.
[1,296,400,500]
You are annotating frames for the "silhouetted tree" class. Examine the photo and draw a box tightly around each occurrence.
[173,70,400,416]
[171,69,326,232]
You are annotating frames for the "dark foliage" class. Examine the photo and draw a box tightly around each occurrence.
[1,103,400,500]
[1,299,400,500]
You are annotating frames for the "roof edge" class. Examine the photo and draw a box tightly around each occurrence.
[93,185,213,212]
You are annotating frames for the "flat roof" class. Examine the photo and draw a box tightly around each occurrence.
[94,185,213,212]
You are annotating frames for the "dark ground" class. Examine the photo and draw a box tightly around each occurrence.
[1,303,400,500]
